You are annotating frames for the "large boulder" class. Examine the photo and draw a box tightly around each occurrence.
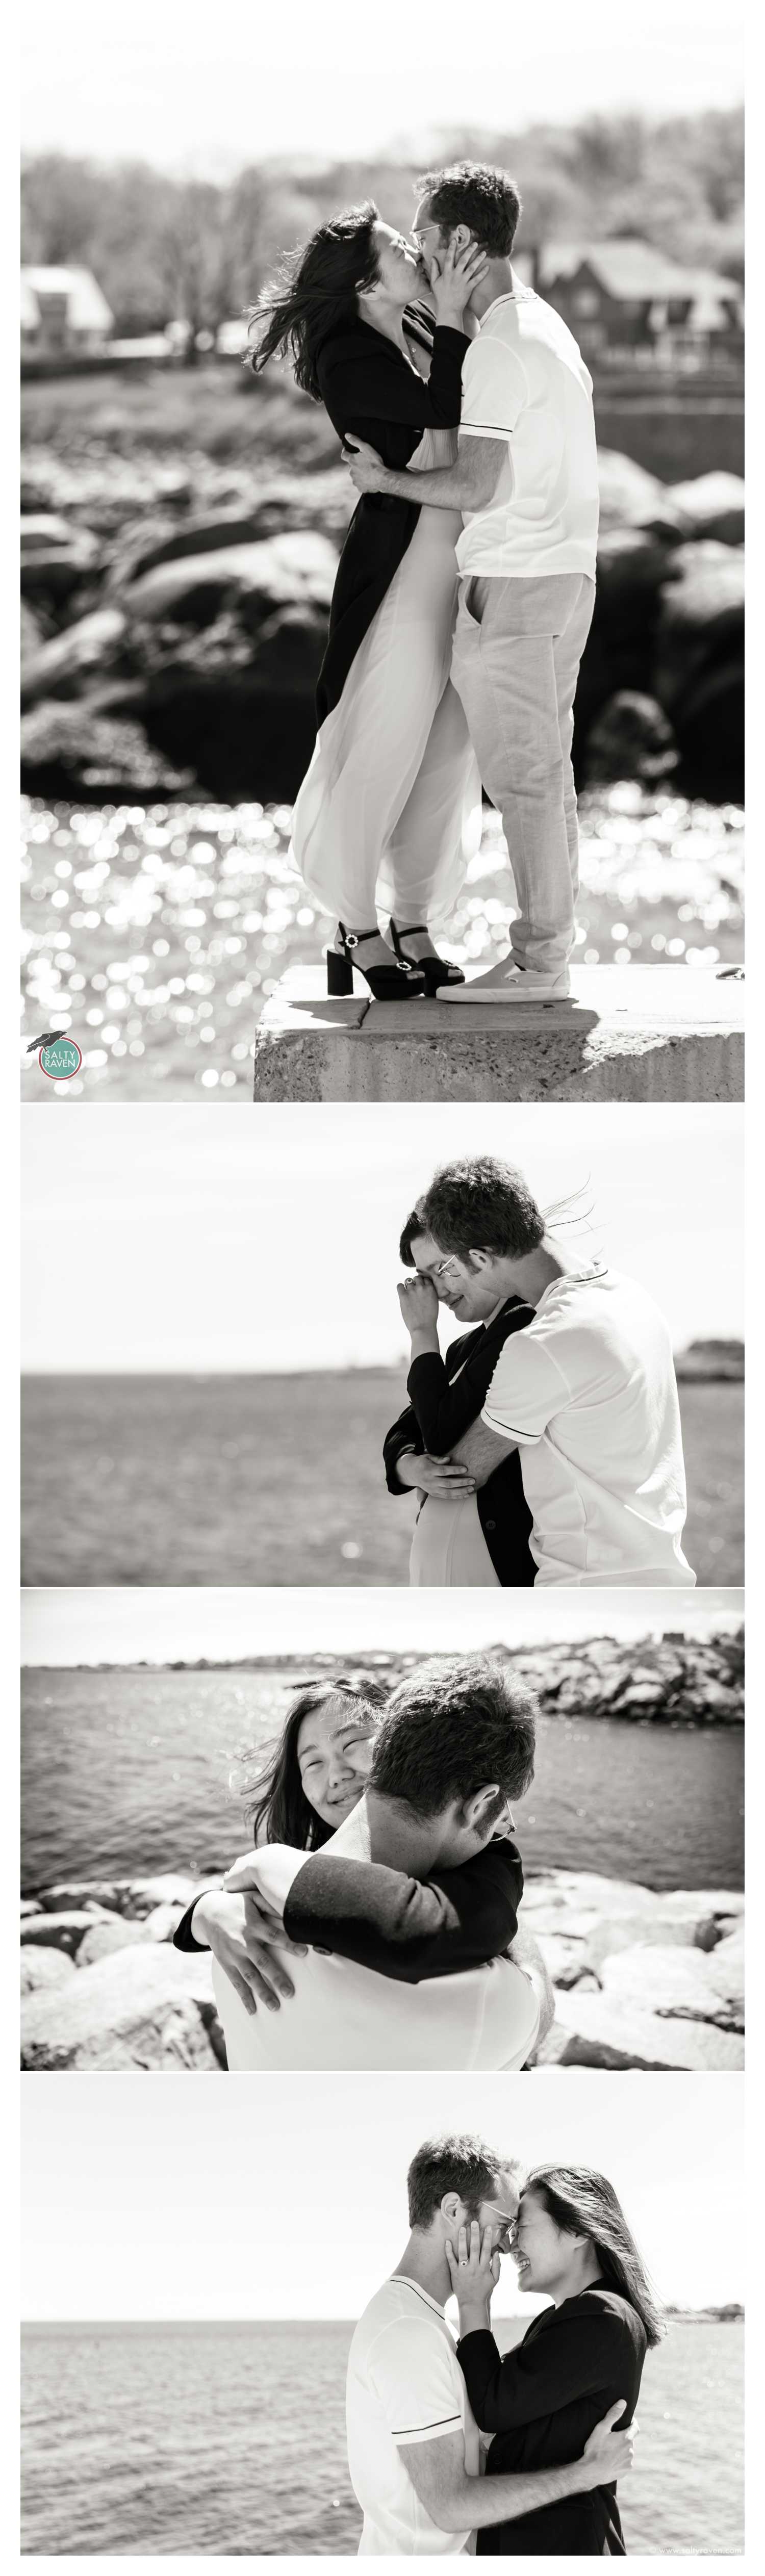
[20,603,128,707]
[582,689,679,786]
[536,1990,744,2071]
[75,1917,147,1968]
[121,529,337,626]
[21,1947,76,1996]
[596,450,686,541]
[666,472,745,546]
[20,1909,112,1958]
[599,1939,744,2031]
[20,1944,224,2070]
[655,540,744,798]
[20,703,197,798]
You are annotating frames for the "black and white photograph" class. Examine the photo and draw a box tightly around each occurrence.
[21,2073,744,2553]
[20,4,743,1105]
[21,1587,743,2073]
[21,1103,743,1588]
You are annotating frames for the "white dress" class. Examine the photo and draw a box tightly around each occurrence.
[290,425,483,929]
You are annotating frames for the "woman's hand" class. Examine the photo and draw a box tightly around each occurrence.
[342,434,389,495]
[192,1886,306,2017]
[445,2220,500,2331]
[397,1274,439,1334]
[578,2403,637,2490]
[395,1451,477,1497]
[429,235,489,325]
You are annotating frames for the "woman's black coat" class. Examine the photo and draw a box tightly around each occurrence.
[458,2285,648,2556]
[314,308,469,721]
[384,1297,537,1587]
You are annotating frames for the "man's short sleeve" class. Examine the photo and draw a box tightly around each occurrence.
[368,2320,464,2448]
[481,1330,570,1443]
[459,336,526,443]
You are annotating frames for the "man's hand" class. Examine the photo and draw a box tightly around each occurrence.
[395,1450,477,1497]
[342,434,389,494]
[397,1274,439,1333]
[445,2219,499,2331]
[579,2402,636,2489]
[191,1887,306,2016]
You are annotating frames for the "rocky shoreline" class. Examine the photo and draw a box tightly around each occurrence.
[20,1867,743,2074]
[20,449,744,805]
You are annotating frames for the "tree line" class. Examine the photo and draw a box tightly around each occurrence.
[21,108,743,341]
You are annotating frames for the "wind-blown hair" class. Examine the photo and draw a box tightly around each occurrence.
[399,1207,426,1265]
[528,2166,665,2348]
[419,1155,546,1263]
[246,203,380,400]
[244,1677,388,1850]
[408,2133,525,2230]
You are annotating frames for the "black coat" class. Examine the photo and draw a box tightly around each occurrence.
[458,2286,647,2556]
[384,1298,536,1587]
[314,307,469,722]
[173,1835,523,1980]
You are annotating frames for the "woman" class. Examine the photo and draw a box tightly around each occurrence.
[384,1210,536,1587]
[249,205,484,997]
[448,2167,662,2556]
[173,1674,524,2013]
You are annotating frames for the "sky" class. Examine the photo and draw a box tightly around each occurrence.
[21,2071,743,2318]
[21,1585,742,1665]
[21,1103,743,1372]
[21,2,744,173]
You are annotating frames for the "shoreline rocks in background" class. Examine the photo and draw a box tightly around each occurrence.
[19,1865,743,2074]
[20,449,744,805]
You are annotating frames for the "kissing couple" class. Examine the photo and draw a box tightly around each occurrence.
[249,160,599,1005]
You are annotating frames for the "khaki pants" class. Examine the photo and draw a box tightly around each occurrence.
[450,571,596,974]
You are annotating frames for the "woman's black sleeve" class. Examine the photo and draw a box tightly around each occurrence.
[406,1351,480,1457]
[282,1838,523,1981]
[172,1885,223,1952]
[457,2311,629,2431]
[321,324,469,431]
[383,1399,424,1493]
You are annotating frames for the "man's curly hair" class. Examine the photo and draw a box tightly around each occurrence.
[417,161,521,259]
[418,1155,545,1264]
[370,1652,537,1817]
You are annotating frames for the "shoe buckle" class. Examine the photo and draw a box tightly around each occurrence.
[345,933,359,950]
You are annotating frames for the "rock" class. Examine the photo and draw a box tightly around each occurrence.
[21,600,50,661]
[20,703,198,799]
[137,1903,186,1943]
[599,1941,744,2031]
[20,1910,112,1958]
[35,1881,133,1914]
[20,1945,224,2071]
[655,542,744,799]
[20,1898,43,1918]
[583,690,679,786]
[75,1918,147,1968]
[534,1989,744,2071]
[20,604,128,708]
[595,450,686,541]
[111,1873,206,1919]
[21,1947,76,1995]
[121,530,337,625]
[666,472,745,547]
[21,512,101,563]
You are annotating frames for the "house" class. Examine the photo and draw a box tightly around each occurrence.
[21,266,114,356]
[513,237,743,370]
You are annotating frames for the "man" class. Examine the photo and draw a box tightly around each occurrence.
[345,162,599,1003]
[407,1155,695,1587]
[346,2134,635,2554]
[178,1658,553,2068]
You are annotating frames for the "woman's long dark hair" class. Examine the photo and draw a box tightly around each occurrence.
[528,2166,665,2348]
[246,202,380,400]
[244,1676,389,1851]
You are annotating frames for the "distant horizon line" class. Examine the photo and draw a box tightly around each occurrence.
[22,2304,744,2330]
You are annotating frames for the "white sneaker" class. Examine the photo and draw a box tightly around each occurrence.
[437,962,572,1003]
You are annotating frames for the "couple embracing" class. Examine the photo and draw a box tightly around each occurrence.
[250,161,598,1003]
[348,2132,660,2554]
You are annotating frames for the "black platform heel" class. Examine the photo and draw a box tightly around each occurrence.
[326,923,425,1001]
[389,919,466,1000]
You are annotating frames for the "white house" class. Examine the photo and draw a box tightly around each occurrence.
[21,266,114,355]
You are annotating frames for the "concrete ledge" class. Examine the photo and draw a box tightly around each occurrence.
[252,963,744,1101]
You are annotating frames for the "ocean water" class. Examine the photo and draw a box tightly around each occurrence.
[21,1666,743,1895]
[21,1372,743,1588]
[21,2317,743,2556]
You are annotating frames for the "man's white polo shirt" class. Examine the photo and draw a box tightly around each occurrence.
[211,1804,540,2069]
[480,1261,695,1585]
[456,280,599,580]
[347,2276,479,2555]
